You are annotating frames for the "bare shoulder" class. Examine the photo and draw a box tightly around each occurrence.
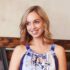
[9,45,26,70]
[54,44,65,55]
[54,45,67,70]
[10,44,27,62]
[54,44,66,62]
[12,45,26,58]
[13,45,26,53]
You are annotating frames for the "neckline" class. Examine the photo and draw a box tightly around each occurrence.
[27,44,53,56]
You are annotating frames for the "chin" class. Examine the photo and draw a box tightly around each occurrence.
[32,34,42,38]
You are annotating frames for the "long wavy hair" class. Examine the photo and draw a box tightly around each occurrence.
[20,5,53,45]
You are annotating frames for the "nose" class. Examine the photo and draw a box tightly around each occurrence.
[31,23,36,29]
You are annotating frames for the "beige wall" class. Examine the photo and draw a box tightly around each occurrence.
[0,0,70,40]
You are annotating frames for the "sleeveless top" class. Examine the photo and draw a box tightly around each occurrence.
[19,44,58,70]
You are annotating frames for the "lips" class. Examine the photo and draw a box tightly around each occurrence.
[31,30,38,35]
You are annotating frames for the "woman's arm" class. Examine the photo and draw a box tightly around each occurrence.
[55,45,67,70]
[9,45,26,70]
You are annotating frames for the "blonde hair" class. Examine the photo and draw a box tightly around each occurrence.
[20,5,53,45]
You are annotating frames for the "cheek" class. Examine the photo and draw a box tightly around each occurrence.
[39,24,44,30]
[40,27,44,33]
[39,26,44,33]
[40,24,45,33]
[39,22,44,28]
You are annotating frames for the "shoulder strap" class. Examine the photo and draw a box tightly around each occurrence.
[26,44,30,50]
[50,44,58,70]
[53,54,58,70]
[50,44,56,51]
[19,54,25,70]
[20,44,30,70]
[19,44,31,70]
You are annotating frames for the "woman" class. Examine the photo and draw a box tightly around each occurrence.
[9,5,67,70]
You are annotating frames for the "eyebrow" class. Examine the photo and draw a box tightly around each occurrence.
[26,18,42,24]
[34,18,41,21]
[27,18,41,22]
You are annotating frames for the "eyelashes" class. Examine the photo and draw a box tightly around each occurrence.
[26,20,41,26]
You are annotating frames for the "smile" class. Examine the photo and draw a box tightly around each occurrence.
[31,30,38,34]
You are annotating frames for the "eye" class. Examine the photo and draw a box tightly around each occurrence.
[34,20,40,24]
[26,22,30,26]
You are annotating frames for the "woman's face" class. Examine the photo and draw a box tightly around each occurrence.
[26,11,44,38]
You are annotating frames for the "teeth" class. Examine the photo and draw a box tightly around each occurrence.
[33,31,36,33]
[32,30,36,32]
[32,31,37,34]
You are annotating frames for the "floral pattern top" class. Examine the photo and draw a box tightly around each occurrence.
[19,44,58,70]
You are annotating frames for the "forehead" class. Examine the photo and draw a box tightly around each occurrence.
[26,11,41,21]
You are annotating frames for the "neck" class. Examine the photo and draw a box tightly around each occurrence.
[30,37,50,54]
[31,37,45,47]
